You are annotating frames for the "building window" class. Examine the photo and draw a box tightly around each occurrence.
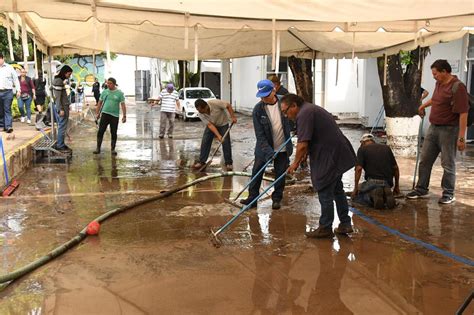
[468,34,474,60]
[265,56,288,88]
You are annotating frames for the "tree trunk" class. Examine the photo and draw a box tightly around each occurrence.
[376,47,429,117]
[178,60,186,89]
[376,47,429,157]
[288,56,313,103]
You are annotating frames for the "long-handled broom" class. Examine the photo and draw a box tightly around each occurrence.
[412,116,425,190]
[210,171,288,247]
[0,136,19,197]
[231,136,293,202]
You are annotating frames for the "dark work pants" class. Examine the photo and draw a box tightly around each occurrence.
[97,113,119,150]
[248,152,289,202]
[199,124,233,165]
[317,175,351,228]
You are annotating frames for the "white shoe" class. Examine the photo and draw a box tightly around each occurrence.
[27,119,31,124]
[20,117,25,123]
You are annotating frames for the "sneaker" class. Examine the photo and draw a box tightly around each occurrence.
[93,149,101,154]
[20,117,25,123]
[6,128,13,133]
[406,190,429,199]
[225,164,233,171]
[383,187,396,209]
[27,119,31,124]
[438,196,455,204]
[111,149,118,156]
[370,187,385,209]
[159,135,164,139]
[240,197,258,209]
[334,223,354,235]
[168,135,173,139]
[305,226,334,239]
[272,201,281,210]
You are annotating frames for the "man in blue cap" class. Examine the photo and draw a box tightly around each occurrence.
[240,79,293,210]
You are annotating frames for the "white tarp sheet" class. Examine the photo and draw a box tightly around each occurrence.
[1,0,473,59]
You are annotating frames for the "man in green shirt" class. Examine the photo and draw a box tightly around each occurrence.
[93,77,127,155]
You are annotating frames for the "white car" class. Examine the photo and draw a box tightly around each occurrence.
[177,87,216,121]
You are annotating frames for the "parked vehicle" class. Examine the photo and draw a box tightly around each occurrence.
[177,87,216,121]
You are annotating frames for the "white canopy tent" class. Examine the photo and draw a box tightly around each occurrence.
[1,0,473,61]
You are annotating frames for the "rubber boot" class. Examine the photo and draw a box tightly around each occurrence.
[111,139,117,156]
[93,137,103,154]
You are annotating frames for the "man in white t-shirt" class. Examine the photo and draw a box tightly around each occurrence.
[193,98,237,171]
[156,83,179,139]
[240,79,293,210]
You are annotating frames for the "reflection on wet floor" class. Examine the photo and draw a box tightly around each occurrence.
[0,104,473,314]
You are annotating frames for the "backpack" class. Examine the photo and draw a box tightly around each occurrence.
[452,81,474,126]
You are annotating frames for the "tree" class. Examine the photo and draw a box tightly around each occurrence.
[176,60,201,89]
[376,47,429,117]
[288,56,313,102]
[56,52,117,64]
[0,25,34,62]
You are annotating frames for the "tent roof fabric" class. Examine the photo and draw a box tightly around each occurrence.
[1,1,473,59]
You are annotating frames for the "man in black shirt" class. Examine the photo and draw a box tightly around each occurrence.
[351,134,400,209]
[284,94,356,238]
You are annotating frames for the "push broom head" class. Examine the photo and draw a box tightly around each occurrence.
[209,227,222,248]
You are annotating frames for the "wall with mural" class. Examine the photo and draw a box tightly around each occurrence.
[65,56,105,87]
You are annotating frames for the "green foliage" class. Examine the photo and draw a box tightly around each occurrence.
[400,51,413,66]
[11,97,36,118]
[187,71,200,87]
[0,25,35,63]
[57,52,117,64]
[173,73,181,90]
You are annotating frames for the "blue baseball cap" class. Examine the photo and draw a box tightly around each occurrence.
[256,79,274,98]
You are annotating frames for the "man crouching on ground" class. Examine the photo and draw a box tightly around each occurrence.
[284,94,356,238]
[352,133,400,209]
[192,98,237,171]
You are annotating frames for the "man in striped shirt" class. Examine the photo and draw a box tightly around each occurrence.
[157,83,179,139]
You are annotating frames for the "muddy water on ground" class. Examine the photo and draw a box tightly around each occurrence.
[0,104,473,314]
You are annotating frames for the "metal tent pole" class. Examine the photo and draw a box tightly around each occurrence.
[47,47,55,141]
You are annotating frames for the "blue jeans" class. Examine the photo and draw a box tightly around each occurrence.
[18,95,33,120]
[56,107,69,148]
[415,125,458,197]
[0,90,14,129]
[354,179,389,207]
[199,124,232,165]
[248,152,289,202]
[317,175,351,228]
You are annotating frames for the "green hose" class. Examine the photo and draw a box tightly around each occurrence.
[0,171,275,288]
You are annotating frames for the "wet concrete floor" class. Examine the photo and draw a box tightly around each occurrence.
[0,103,473,314]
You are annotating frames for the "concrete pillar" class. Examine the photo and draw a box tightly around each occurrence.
[220,59,231,102]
